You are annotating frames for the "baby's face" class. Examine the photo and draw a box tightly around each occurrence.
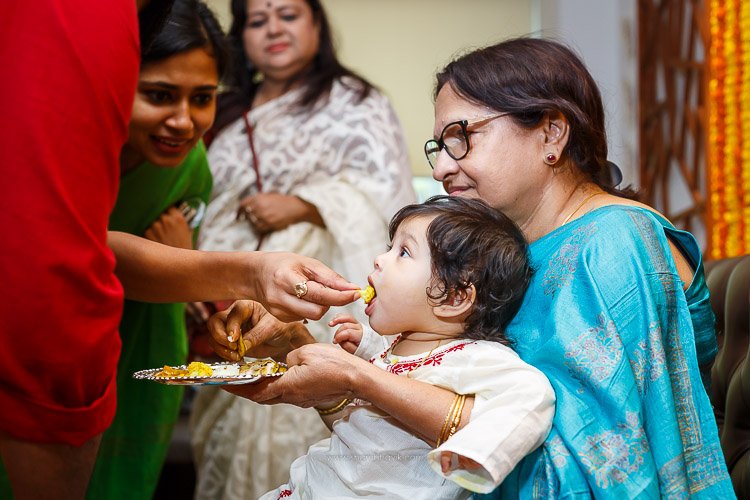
[365,216,437,336]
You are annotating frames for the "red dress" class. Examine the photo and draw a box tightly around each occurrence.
[0,0,139,446]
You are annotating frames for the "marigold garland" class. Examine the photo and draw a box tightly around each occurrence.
[708,0,750,258]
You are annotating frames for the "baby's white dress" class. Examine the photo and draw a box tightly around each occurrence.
[260,338,555,499]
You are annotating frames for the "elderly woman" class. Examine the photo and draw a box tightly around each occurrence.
[189,0,415,497]
[212,37,734,498]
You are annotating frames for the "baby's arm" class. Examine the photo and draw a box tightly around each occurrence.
[329,314,363,354]
[426,343,555,493]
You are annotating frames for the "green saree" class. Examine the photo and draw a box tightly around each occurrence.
[86,142,212,500]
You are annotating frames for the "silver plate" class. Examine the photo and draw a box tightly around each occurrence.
[132,358,287,386]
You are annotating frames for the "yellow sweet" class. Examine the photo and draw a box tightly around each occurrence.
[154,365,186,378]
[358,285,376,304]
[186,361,213,377]
[155,361,213,378]
[236,334,246,358]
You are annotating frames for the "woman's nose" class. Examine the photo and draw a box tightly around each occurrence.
[432,149,458,181]
[166,102,193,132]
[267,15,282,35]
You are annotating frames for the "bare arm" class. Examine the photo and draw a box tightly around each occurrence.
[108,231,359,321]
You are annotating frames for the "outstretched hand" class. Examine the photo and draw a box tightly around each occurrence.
[108,233,360,315]
[251,252,360,322]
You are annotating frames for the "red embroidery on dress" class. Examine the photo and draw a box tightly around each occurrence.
[382,335,402,360]
[277,488,293,498]
[385,341,475,375]
[369,334,403,364]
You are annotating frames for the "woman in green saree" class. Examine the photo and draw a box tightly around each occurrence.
[86,1,228,498]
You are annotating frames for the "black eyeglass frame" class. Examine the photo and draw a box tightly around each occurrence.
[424,113,511,169]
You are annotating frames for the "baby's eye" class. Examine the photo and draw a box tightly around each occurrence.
[398,247,411,258]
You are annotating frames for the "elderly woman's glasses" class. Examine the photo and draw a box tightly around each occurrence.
[424,113,510,169]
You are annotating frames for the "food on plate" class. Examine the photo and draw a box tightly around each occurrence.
[238,357,287,376]
[137,357,288,385]
[155,361,213,378]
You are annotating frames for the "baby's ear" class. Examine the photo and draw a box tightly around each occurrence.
[433,284,475,319]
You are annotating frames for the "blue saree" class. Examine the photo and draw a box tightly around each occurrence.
[481,206,733,498]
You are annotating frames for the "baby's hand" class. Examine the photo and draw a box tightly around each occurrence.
[439,451,482,474]
[329,314,363,354]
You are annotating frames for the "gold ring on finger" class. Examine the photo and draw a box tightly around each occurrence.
[294,281,308,298]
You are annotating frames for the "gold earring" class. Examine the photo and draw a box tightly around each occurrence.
[252,71,264,84]
[544,152,558,165]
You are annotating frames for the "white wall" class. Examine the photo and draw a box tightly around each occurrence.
[206,0,231,30]
[321,0,532,177]
[534,0,639,187]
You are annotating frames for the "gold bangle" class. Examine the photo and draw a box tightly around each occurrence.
[445,395,463,444]
[436,394,461,447]
[438,395,460,445]
[439,394,466,446]
[315,398,352,416]
[446,394,467,440]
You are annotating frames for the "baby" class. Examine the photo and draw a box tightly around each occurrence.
[261,195,555,499]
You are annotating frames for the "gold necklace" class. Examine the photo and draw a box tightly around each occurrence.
[385,336,444,375]
[562,190,604,225]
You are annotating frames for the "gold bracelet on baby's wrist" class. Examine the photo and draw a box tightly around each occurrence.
[315,398,352,416]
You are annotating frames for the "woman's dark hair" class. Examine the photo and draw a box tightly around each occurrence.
[141,0,229,81]
[389,195,533,345]
[138,0,175,52]
[211,0,373,134]
[435,37,636,197]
